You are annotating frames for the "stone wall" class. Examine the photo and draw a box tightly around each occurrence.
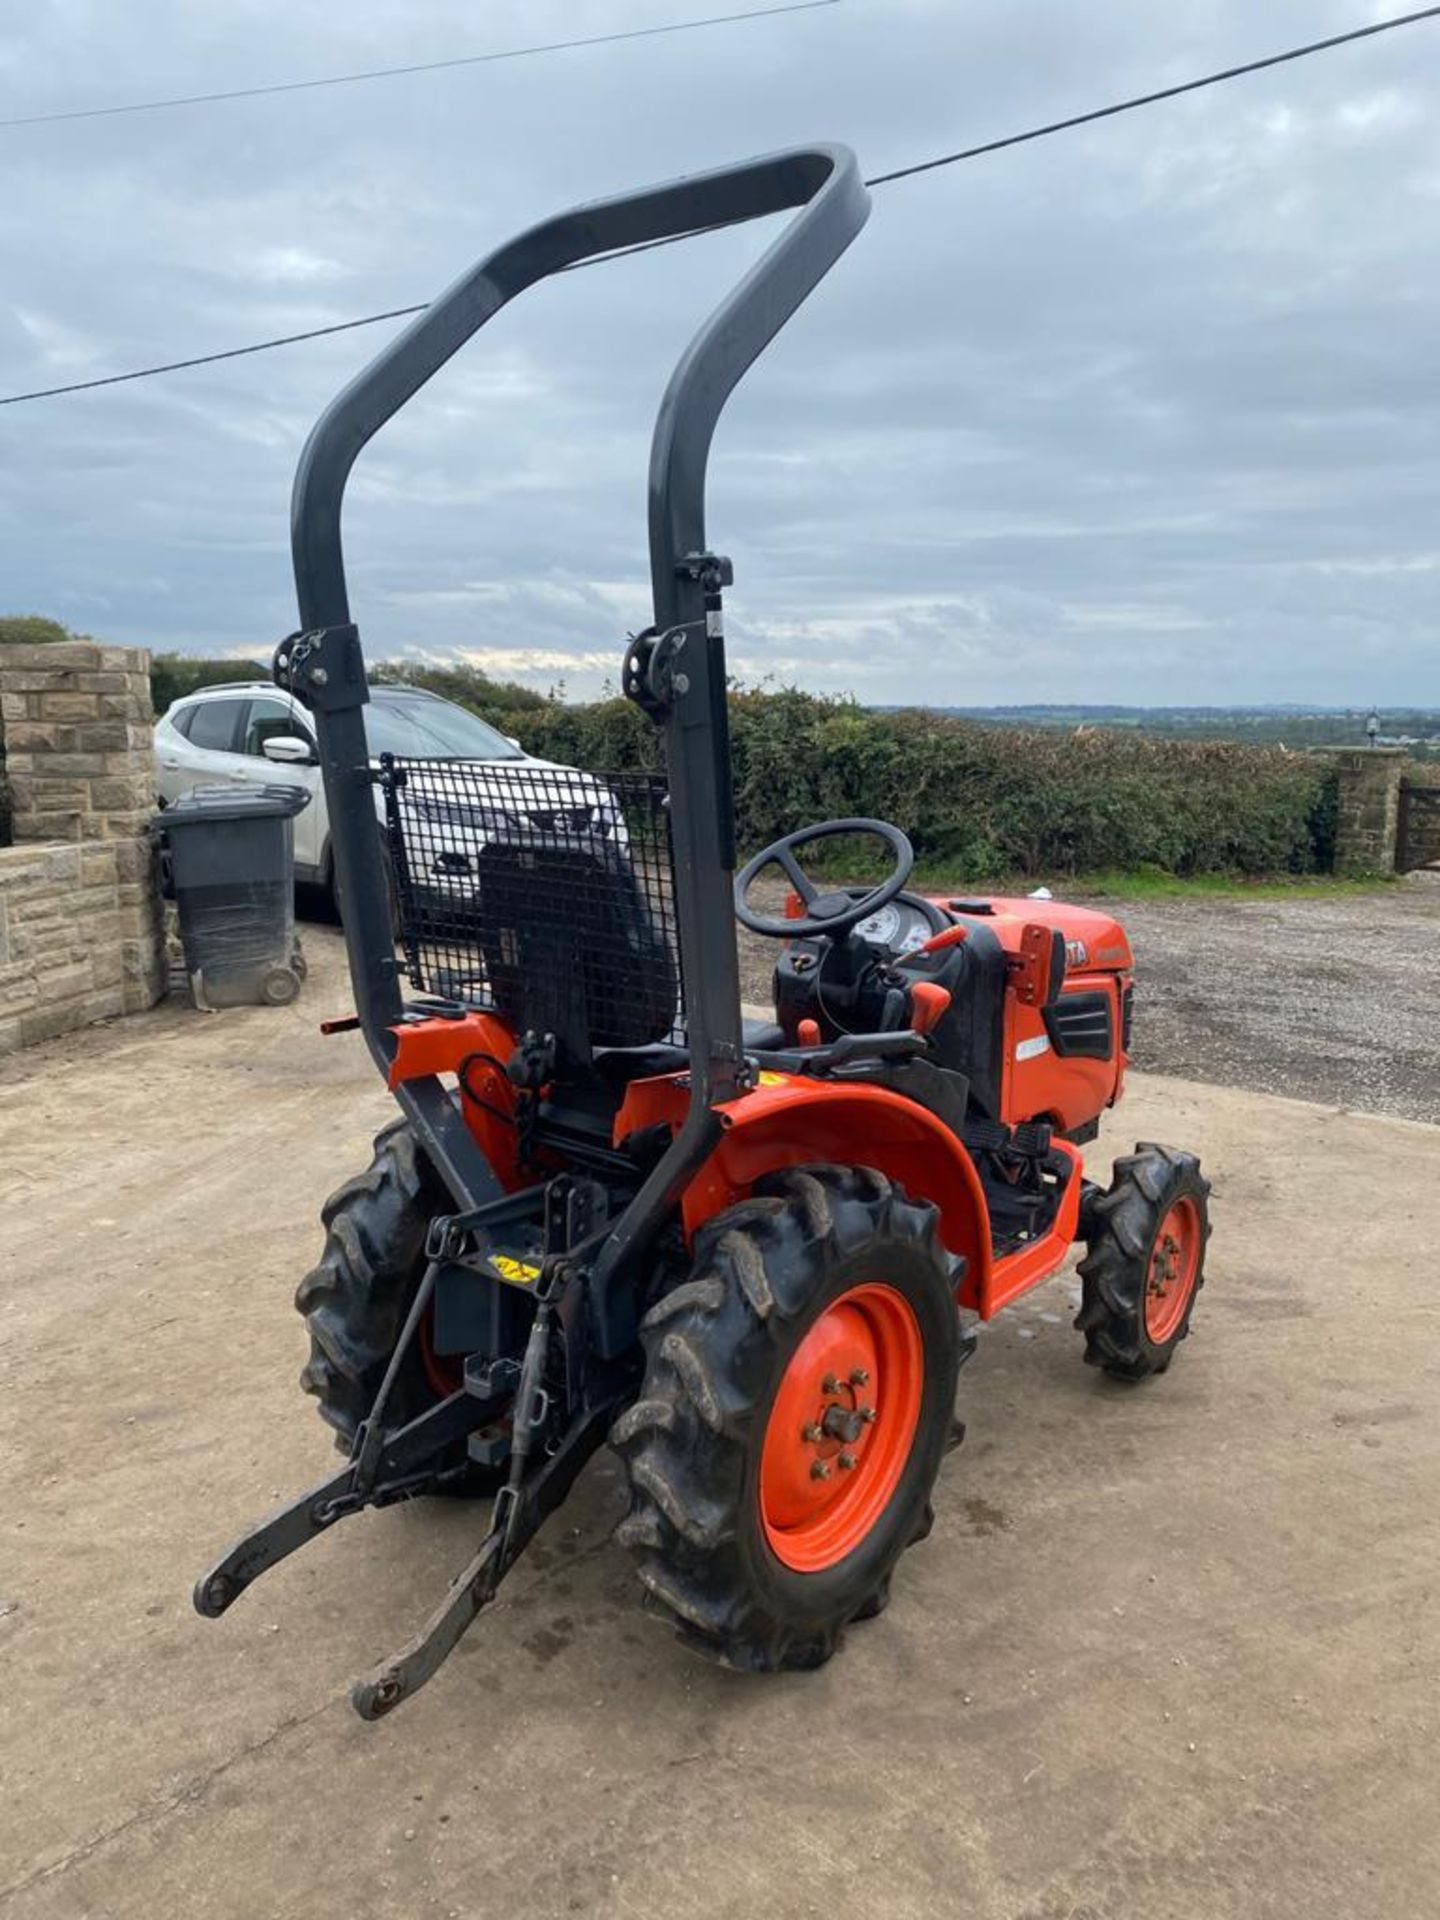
[1329,748,1407,875]
[0,641,164,1055]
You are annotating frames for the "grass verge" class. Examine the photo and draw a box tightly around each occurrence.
[907,866,1402,901]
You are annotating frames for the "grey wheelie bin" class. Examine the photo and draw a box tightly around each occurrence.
[159,784,310,1009]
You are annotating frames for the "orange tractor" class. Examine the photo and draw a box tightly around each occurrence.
[195,145,1210,1714]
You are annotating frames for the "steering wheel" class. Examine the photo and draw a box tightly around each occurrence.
[734,818,915,939]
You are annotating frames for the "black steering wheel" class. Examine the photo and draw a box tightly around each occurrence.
[734,818,915,939]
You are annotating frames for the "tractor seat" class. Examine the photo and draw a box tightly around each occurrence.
[474,839,680,1074]
[595,1015,787,1089]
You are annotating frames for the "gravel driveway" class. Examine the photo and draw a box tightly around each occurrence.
[737,873,1440,1124]
[1089,874,1440,1124]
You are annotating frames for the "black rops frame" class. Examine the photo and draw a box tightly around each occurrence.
[276,145,871,1331]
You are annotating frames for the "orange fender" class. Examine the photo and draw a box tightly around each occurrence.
[387,1010,526,1187]
[617,1072,993,1308]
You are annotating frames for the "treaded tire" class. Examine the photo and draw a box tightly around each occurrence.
[1076,1141,1211,1381]
[611,1164,960,1672]
[294,1118,494,1493]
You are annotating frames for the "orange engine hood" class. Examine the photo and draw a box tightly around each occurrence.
[922,893,1133,971]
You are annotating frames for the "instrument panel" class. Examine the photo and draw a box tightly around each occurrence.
[850,895,939,957]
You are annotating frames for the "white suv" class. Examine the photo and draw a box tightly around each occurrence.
[154,680,625,903]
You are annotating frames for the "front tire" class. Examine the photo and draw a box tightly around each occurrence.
[612,1165,960,1672]
[1076,1142,1211,1380]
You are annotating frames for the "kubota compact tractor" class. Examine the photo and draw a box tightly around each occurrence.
[194,145,1211,1716]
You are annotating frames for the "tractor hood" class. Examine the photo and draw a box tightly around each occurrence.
[927,893,1135,974]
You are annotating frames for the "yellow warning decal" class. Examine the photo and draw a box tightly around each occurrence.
[756,1071,790,1087]
[489,1254,542,1287]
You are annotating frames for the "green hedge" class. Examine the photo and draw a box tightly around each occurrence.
[149,652,269,714]
[2,625,1340,875]
[369,660,551,717]
[495,688,1338,879]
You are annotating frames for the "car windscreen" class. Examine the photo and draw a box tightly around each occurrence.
[363,695,524,761]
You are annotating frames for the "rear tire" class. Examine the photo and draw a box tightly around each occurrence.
[294,1119,495,1493]
[612,1165,960,1672]
[1076,1142,1211,1380]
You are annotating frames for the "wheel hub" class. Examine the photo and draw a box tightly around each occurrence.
[759,1283,924,1573]
[1143,1198,1202,1343]
[820,1400,868,1446]
[1148,1231,1181,1297]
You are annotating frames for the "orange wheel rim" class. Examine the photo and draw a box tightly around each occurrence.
[1144,1196,1202,1343]
[759,1282,923,1573]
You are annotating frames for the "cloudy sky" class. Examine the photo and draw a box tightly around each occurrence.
[2,0,1439,705]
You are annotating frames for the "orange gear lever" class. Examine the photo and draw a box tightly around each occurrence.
[917,923,969,955]
[908,982,952,1035]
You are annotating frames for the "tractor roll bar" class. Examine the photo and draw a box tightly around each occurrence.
[284,145,869,1213]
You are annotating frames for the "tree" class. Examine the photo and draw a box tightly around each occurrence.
[0,614,87,646]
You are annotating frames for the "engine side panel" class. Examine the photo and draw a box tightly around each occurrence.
[1003,970,1128,1132]
[921,893,1133,1132]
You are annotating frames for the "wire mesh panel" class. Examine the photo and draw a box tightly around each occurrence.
[380,757,683,1064]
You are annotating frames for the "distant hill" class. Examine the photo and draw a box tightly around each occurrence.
[886,704,1440,752]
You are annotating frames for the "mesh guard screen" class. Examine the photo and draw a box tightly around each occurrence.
[380,757,682,1066]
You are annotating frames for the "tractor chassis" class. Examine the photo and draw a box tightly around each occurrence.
[189,144,1209,1708]
[193,1188,630,1717]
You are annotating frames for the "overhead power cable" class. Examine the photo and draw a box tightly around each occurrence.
[4,4,1438,408]
[0,1,841,129]
[863,2,1440,187]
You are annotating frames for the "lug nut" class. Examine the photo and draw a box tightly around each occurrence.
[810,1460,832,1481]
[838,1451,857,1471]
[821,1373,840,1394]
[801,1422,822,1442]
[850,1367,870,1387]
[859,1405,877,1424]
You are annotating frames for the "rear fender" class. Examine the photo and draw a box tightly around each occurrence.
[388,1010,525,1188]
[616,1073,992,1307]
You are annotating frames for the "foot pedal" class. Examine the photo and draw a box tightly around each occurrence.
[468,1427,512,1470]
[1012,1120,1054,1158]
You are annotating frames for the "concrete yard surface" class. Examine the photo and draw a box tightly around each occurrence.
[2,930,1438,1919]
